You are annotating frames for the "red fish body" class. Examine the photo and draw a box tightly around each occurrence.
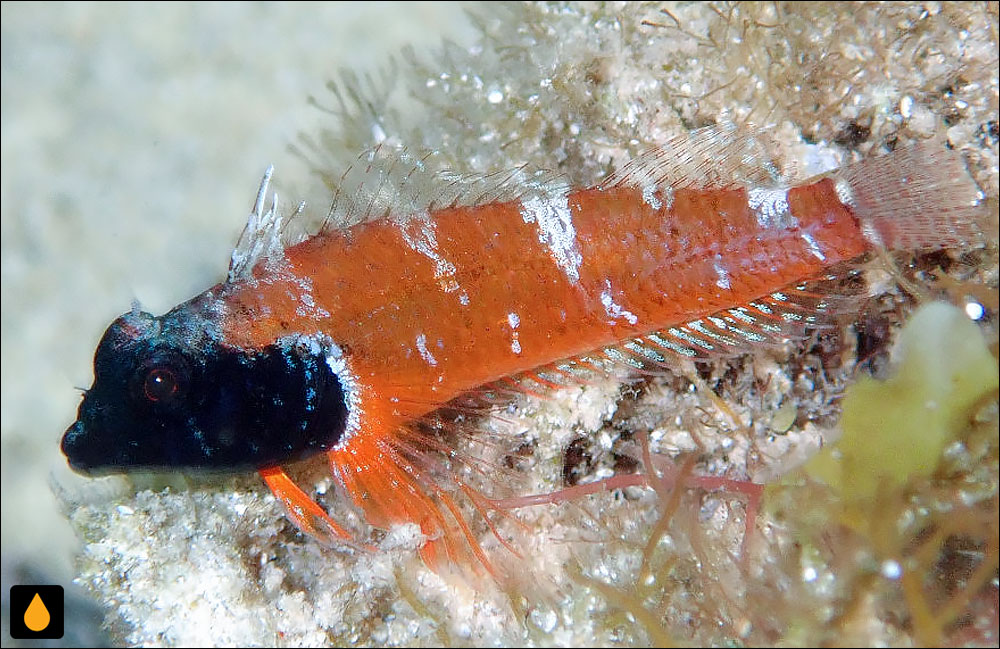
[62,128,985,569]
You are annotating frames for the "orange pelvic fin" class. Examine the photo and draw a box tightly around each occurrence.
[259,465,364,551]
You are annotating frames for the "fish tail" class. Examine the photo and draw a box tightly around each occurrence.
[835,142,986,251]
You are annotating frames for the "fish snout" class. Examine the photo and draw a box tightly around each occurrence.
[61,420,95,473]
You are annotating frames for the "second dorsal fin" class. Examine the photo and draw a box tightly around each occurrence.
[600,123,789,196]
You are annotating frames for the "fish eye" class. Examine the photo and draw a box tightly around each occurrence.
[143,367,181,403]
[131,350,191,407]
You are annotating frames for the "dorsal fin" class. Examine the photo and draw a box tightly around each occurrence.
[317,145,569,233]
[228,166,304,283]
[227,147,571,283]
[600,123,790,196]
[231,124,802,284]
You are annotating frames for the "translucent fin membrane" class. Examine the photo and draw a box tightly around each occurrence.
[260,466,359,549]
[600,123,787,192]
[328,431,497,573]
[324,410,529,575]
[318,146,568,233]
[836,141,986,251]
[626,274,861,364]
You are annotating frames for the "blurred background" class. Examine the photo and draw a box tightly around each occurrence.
[1,2,475,644]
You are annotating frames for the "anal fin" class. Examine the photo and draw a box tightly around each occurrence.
[495,268,868,388]
[630,270,863,365]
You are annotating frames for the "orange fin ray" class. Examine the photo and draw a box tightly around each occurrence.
[259,466,365,551]
[326,428,503,573]
[387,427,492,489]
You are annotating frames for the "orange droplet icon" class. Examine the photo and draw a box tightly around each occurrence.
[24,592,51,632]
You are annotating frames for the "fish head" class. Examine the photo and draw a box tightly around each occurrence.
[62,302,349,473]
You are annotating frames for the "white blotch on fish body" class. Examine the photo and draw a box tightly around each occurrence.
[508,312,521,355]
[660,185,675,211]
[295,289,330,319]
[288,273,331,319]
[398,213,460,293]
[415,333,438,367]
[713,255,731,290]
[800,232,827,261]
[317,336,362,445]
[834,177,856,208]
[601,280,638,325]
[642,183,662,210]
[748,187,794,229]
[520,194,583,283]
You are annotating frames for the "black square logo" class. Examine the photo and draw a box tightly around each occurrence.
[9,585,64,639]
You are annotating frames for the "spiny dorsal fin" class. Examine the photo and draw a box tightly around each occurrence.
[229,166,304,283]
[228,147,571,282]
[318,145,569,233]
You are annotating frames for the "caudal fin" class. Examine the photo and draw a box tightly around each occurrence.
[836,142,986,251]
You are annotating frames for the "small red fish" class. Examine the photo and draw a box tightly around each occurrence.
[62,126,984,571]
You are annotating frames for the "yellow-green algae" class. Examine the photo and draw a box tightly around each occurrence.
[770,301,999,646]
[805,301,998,506]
